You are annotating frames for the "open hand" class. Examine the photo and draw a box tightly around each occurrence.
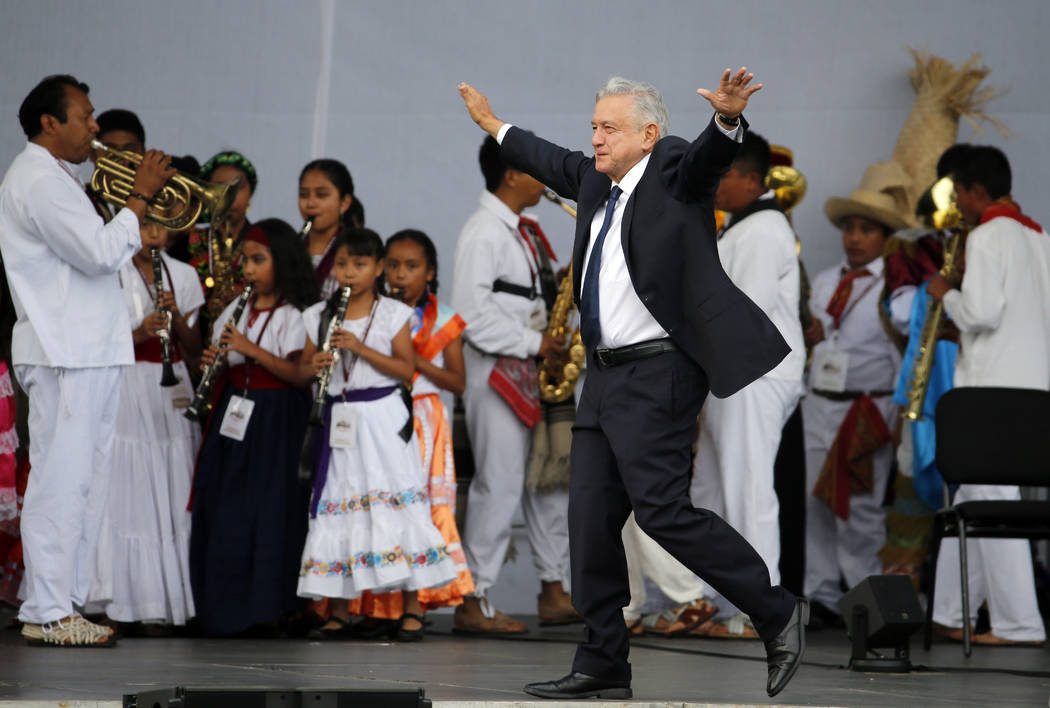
[697,67,762,118]
[458,83,504,137]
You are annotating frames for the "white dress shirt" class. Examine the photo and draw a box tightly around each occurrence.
[943,215,1050,389]
[808,257,900,392]
[449,190,545,358]
[496,120,739,349]
[0,142,141,368]
[718,195,805,380]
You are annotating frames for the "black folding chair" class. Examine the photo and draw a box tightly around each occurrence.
[923,387,1050,656]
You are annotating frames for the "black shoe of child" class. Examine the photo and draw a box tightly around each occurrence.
[351,617,396,639]
[307,617,351,640]
[395,613,425,642]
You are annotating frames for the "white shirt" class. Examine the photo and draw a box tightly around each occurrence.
[496,119,739,349]
[0,142,142,367]
[212,299,306,367]
[119,252,205,330]
[808,257,900,392]
[718,196,805,380]
[449,190,545,358]
[302,295,413,392]
[943,215,1050,389]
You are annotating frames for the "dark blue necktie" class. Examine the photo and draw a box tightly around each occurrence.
[580,185,622,351]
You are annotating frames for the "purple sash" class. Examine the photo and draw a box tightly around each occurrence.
[308,386,397,518]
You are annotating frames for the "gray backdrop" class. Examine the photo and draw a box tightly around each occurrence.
[2,0,1048,611]
[2,0,1047,279]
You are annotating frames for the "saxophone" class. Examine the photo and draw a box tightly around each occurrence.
[185,284,254,421]
[309,286,353,426]
[902,177,965,421]
[538,190,585,403]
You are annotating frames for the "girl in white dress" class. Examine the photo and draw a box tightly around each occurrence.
[91,221,204,628]
[298,228,457,640]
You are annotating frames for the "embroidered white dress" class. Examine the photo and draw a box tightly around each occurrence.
[90,253,204,624]
[297,296,458,599]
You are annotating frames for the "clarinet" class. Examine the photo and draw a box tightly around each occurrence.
[151,248,179,387]
[184,284,254,421]
[309,286,352,426]
[299,216,314,239]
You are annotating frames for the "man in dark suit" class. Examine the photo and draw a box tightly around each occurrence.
[458,69,808,700]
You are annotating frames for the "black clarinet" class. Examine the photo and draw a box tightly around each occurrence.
[309,286,352,426]
[151,248,179,387]
[184,284,254,421]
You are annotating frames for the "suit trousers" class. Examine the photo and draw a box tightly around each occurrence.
[691,376,803,616]
[15,365,122,624]
[569,350,795,680]
[621,512,706,621]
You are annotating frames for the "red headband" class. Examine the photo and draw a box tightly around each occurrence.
[242,225,270,249]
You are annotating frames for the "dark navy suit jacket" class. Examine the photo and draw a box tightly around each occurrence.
[500,117,789,398]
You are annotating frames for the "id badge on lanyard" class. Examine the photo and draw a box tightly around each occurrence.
[330,298,378,449]
[811,331,849,393]
[219,303,277,440]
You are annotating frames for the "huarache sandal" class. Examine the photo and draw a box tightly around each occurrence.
[641,598,718,637]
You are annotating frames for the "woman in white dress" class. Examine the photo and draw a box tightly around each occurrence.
[91,221,204,629]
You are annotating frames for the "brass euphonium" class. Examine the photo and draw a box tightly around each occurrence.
[89,140,239,233]
[902,177,966,421]
[538,189,585,403]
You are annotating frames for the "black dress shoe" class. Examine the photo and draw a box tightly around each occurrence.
[523,672,631,699]
[765,598,808,697]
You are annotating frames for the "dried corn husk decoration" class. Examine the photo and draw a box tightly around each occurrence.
[891,49,1008,219]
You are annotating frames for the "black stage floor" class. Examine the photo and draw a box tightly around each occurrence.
[1,612,1048,707]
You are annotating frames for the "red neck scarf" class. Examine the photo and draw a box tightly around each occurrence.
[825,266,872,329]
[980,199,1044,233]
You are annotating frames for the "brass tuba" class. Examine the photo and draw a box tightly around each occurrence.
[902,177,966,421]
[89,140,239,233]
[538,189,585,403]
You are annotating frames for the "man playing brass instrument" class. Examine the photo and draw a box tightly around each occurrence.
[925,145,1049,646]
[0,75,174,647]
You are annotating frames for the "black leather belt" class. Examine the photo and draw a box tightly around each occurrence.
[811,388,894,401]
[593,338,678,368]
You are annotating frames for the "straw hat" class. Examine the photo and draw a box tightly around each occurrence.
[825,161,912,233]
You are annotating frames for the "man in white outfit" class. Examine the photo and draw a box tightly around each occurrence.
[688,132,805,637]
[926,146,1048,645]
[449,136,574,633]
[0,75,172,646]
[802,164,906,628]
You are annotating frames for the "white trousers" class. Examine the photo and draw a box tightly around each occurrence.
[15,365,122,624]
[461,346,570,595]
[621,512,706,621]
[691,377,801,606]
[932,484,1046,641]
[801,392,895,610]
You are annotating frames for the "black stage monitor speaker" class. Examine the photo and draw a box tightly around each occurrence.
[838,574,924,672]
[124,688,430,708]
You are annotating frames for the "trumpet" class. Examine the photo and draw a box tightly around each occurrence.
[151,248,178,387]
[538,189,585,403]
[309,286,353,426]
[185,284,254,421]
[90,140,239,233]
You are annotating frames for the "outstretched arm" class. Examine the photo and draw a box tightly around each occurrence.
[457,82,590,201]
[674,67,763,199]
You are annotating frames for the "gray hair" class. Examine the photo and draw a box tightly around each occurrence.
[595,76,670,139]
